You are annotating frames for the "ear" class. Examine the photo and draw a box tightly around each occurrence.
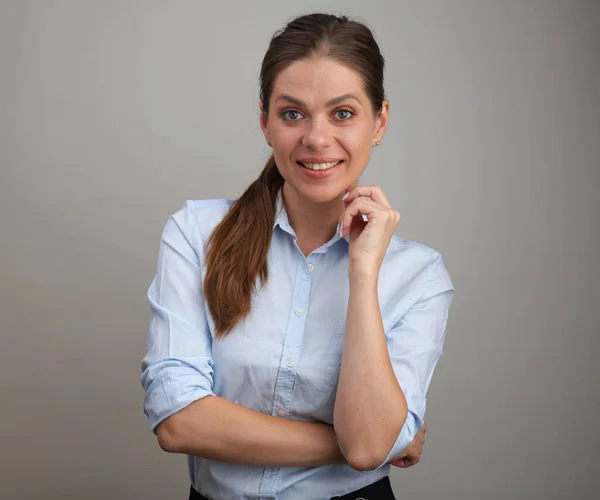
[374,99,390,143]
[259,100,269,141]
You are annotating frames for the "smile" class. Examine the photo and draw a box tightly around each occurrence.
[297,160,344,171]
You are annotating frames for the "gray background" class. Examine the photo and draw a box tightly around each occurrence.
[1,1,598,499]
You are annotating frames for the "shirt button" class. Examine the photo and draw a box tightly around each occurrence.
[286,359,294,367]
[307,264,315,272]
[277,408,286,417]
[295,309,304,316]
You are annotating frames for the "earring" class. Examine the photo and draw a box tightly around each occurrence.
[374,141,381,147]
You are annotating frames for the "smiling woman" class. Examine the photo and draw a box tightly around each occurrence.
[261,54,388,200]
[141,12,454,500]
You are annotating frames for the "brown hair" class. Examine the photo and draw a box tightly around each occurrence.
[203,13,386,338]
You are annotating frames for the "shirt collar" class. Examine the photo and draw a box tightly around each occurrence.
[273,185,288,231]
[273,186,349,243]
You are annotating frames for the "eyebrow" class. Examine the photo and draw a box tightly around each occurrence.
[274,93,362,108]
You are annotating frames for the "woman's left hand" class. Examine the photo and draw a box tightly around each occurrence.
[338,184,401,278]
[388,421,427,468]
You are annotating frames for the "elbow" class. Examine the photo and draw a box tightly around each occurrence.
[345,448,387,472]
[156,416,182,454]
[341,418,408,471]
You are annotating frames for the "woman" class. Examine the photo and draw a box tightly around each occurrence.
[141,12,454,500]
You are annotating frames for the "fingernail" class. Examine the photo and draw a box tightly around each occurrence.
[342,192,350,201]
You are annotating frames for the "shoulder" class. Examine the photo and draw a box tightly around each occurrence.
[386,234,440,266]
[382,235,455,297]
[166,197,235,249]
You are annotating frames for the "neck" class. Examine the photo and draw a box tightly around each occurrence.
[282,182,344,253]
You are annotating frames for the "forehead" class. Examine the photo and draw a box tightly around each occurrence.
[271,57,367,106]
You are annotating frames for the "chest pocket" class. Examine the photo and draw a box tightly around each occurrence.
[321,320,346,387]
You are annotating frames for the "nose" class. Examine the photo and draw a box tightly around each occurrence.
[301,115,333,151]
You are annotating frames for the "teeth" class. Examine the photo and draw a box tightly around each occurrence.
[301,161,341,170]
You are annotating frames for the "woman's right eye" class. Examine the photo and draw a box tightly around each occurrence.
[281,109,303,121]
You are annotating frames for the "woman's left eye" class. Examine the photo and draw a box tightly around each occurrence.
[334,109,355,120]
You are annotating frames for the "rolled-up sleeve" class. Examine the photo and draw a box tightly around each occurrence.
[140,200,215,434]
[367,251,455,472]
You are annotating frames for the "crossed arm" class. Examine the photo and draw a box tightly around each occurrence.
[144,205,446,472]
[155,394,426,469]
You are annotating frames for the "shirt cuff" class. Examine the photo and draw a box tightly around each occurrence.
[142,359,215,434]
[360,410,423,473]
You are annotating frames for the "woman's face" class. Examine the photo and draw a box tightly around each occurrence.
[260,57,388,202]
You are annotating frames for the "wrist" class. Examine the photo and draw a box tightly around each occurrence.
[321,424,347,465]
[349,269,379,289]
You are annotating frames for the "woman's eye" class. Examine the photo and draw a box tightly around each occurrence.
[280,109,354,121]
[335,109,355,120]
[281,110,303,121]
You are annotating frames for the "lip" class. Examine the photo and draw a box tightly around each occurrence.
[296,159,344,179]
[297,157,344,164]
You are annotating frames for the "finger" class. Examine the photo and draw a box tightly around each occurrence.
[343,185,392,208]
[339,198,398,236]
[339,198,377,236]
[392,457,411,468]
[402,453,421,468]
[414,430,424,446]
[339,198,381,236]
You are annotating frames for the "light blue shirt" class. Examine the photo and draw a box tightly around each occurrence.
[141,186,455,499]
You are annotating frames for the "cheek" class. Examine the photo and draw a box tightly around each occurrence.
[271,127,300,150]
[339,127,374,156]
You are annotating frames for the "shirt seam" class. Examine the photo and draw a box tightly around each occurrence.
[169,213,202,266]
[191,199,233,213]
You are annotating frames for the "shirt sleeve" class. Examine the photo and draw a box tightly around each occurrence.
[365,250,455,472]
[140,200,215,434]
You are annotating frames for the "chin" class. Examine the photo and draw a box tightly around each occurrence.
[302,187,346,204]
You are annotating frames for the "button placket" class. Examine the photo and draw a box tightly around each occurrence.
[261,258,314,499]
[269,258,312,423]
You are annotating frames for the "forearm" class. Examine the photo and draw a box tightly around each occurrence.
[333,274,408,470]
[156,395,346,467]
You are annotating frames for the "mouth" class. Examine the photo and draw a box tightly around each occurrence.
[296,160,344,171]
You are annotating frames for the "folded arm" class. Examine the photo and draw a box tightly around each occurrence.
[156,395,344,466]
[141,201,344,467]
[334,251,454,472]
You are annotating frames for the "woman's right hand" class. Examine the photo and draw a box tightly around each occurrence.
[388,421,427,468]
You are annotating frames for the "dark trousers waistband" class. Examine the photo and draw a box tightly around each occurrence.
[189,475,395,500]
[331,475,395,500]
